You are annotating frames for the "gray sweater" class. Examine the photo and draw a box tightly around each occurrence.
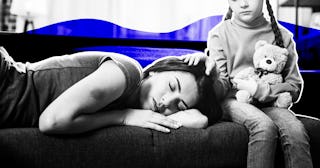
[207,14,303,104]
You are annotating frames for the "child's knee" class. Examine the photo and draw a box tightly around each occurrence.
[246,117,278,139]
[281,120,309,142]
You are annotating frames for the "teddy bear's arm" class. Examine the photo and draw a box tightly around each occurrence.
[259,73,283,85]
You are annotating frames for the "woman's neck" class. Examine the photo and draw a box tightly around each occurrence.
[232,13,268,29]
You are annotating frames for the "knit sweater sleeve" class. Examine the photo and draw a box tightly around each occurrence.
[253,30,303,103]
[207,27,232,100]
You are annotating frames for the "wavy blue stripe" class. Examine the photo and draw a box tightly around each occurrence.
[28,16,320,43]
[28,15,223,41]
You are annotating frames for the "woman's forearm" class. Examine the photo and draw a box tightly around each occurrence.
[39,108,181,134]
[39,109,125,134]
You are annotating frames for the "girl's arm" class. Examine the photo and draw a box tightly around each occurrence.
[167,109,208,129]
[39,60,179,134]
[207,31,232,100]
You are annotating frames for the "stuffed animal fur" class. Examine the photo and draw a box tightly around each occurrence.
[234,40,293,108]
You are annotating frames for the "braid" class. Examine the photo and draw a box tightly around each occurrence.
[224,7,233,20]
[266,0,284,48]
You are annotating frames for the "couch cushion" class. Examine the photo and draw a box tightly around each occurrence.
[0,122,248,168]
[0,126,156,168]
[0,116,319,168]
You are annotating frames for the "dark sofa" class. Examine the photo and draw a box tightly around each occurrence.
[0,33,319,168]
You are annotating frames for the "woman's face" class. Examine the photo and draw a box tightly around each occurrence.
[140,71,199,116]
[228,0,264,23]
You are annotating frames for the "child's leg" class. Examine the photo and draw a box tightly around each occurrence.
[222,99,278,168]
[263,107,313,168]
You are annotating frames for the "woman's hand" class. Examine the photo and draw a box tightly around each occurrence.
[122,109,182,133]
[167,109,208,129]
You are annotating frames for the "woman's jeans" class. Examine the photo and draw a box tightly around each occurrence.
[222,99,313,168]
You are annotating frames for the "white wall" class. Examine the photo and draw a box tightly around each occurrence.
[13,0,230,33]
[16,0,317,33]
[278,0,314,27]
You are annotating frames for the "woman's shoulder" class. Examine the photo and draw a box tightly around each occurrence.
[100,52,143,92]
[65,51,142,77]
[103,52,143,78]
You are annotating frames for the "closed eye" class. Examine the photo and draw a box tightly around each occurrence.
[169,77,180,92]
[175,77,181,92]
[174,77,188,110]
[169,81,175,91]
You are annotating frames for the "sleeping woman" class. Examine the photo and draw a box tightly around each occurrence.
[0,47,222,134]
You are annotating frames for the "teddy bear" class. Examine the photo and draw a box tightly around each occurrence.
[234,40,293,108]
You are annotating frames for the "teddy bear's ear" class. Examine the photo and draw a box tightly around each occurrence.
[255,40,268,50]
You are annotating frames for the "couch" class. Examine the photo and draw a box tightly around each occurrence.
[0,33,319,168]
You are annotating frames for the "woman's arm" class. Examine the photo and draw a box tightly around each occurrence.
[167,109,208,129]
[39,60,179,134]
[39,60,127,134]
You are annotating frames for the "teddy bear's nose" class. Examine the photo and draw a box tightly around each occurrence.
[266,59,272,64]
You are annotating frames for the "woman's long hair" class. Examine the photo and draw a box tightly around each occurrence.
[143,56,222,125]
[224,0,284,48]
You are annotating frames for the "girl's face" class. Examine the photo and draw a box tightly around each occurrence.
[140,71,199,116]
[228,0,264,23]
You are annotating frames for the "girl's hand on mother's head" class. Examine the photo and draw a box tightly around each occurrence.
[179,52,207,66]
[122,109,182,133]
[178,52,217,77]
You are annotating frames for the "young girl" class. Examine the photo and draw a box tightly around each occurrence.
[182,0,313,167]
[0,47,222,134]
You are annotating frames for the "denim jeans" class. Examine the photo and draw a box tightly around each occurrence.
[222,98,313,168]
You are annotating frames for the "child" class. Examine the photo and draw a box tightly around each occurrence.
[182,0,313,167]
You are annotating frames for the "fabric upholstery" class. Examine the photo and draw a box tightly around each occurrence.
[1,116,319,168]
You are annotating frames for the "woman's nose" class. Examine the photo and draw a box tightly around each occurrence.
[159,94,178,111]
[160,93,178,105]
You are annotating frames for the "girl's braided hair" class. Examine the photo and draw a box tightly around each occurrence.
[224,0,284,48]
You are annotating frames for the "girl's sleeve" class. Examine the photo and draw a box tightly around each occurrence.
[253,37,303,104]
[207,30,232,101]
